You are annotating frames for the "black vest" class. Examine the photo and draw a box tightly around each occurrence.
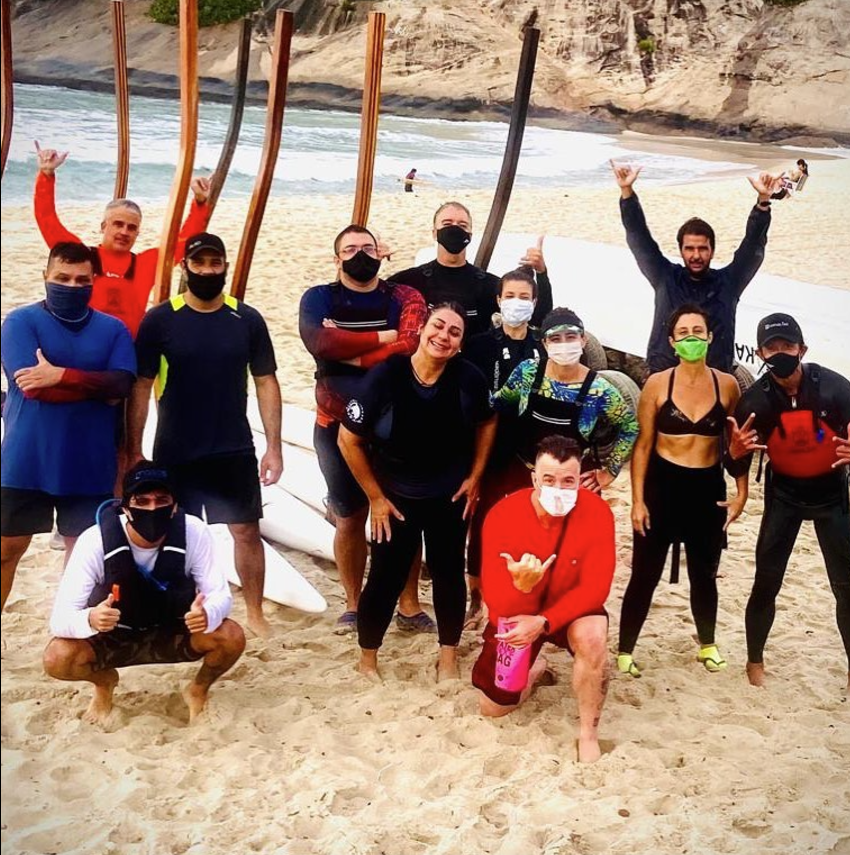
[87,504,195,630]
[517,359,597,465]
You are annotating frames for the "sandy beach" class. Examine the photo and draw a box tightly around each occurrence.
[2,145,849,855]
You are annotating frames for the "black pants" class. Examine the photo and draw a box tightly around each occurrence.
[619,454,727,654]
[746,486,850,665]
[358,492,468,649]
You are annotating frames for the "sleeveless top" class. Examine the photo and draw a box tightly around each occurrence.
[656,368,725,437]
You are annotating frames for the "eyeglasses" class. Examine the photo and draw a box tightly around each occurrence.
[338,244,378,260]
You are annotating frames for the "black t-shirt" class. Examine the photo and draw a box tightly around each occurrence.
[343,354,493,498]
[135,295,277,464]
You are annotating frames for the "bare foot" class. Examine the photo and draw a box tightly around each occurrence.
[578,736,602,764]
[246,612,272,639]
[182,682,209,723]
[357,650,382,683]
[82,672,118,726]
[436,659,460,683]
[463,594,484,631]
[746,661,765,687]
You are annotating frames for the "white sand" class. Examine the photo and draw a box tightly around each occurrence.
[2,150,849,855]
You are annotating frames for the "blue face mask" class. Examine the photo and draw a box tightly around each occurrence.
[45,282,93,323]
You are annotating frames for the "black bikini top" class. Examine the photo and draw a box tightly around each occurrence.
[656,368,726,437]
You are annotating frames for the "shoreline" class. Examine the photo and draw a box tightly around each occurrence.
[12,71,850,149]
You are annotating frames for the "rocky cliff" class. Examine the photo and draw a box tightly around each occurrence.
[8,0,850,142]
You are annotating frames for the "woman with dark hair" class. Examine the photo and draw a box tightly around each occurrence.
[617,304,748,677]
[338,303,496,682]
[463,267,544,626]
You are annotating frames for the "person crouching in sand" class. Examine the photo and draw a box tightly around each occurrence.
[471,435,615,763]
[43,462,245,726]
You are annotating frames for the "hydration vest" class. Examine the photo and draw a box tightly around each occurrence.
[756,365,840,480]
[87,504,195,631]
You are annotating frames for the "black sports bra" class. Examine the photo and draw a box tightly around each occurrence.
[656,368,726,437]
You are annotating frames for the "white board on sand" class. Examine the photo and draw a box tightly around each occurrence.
[250,430,329,515]
[209,523,327,614]
[416,235,850,378]
[247,397,316,451]
[259,486,335,563]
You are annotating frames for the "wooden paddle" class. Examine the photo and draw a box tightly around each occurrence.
[111,0,130,199]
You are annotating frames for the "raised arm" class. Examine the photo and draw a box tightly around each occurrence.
[173,176,213,262]
[33,142,81,247]
[726,172,781,295]
[611,160,672,288]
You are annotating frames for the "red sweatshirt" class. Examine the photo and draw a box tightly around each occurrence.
[34,172,209,338]
[480,488,616,634]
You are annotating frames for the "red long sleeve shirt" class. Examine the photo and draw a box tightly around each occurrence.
[34,172,209,338]
[480,488,616,634]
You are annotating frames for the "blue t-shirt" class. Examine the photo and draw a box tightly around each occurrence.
[1,303,136,495]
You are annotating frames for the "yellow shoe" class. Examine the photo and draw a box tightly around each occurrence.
[698,645,728,673]
[617,653,641,678]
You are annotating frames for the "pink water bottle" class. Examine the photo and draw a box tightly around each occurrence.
[495,617,533,692]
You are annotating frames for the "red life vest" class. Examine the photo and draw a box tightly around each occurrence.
[766,409,839,478]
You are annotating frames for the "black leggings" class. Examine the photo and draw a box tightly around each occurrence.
[619,454,727,654]
[358,492,468,649]
[746,486,850,665]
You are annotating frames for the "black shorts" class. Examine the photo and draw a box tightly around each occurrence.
[0,488,112,538]
[87,625,205,671]
[168,453,262,525]
[313,422,368,519]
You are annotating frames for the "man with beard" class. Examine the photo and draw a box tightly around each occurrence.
[388,201,552,336]
[611,160,783,375]
[727,314,850,689]
[127,234,282,638]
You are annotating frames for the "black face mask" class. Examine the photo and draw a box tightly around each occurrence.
[436,225,471,255]
[128,505,174,543]
[764,352,801,379]
[185,268,226,301]
[342,250,381,284]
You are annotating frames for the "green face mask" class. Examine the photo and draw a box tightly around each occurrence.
[673,335,709,362]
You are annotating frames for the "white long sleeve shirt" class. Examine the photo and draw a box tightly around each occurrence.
[49,513,232,639]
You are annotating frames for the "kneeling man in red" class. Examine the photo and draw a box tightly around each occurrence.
[472,435,616,763]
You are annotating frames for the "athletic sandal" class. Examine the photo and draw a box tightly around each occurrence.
[333,610,358,635]
[697,645,728,673]
[395,611,437,634]
[617,653,642,678]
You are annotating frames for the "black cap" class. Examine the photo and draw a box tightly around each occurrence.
[540,307,585,337]
[122,461,173,501]
[757,313,804,348]
[185,232,226,259]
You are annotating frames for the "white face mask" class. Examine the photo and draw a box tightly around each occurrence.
[546,341,583,366]
[500,297,534,327]
[538,485,578,517]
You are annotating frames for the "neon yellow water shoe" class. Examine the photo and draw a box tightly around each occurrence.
[617,653,642,678]
[698,645,728,673]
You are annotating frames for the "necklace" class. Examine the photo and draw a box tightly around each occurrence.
[411,363,438,387]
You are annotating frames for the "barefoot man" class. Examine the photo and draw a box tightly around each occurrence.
[471,435,615,763]
[726,314,850,689]
[44,462,245,725]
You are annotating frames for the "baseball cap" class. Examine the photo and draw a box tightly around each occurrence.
[757,313,804,348]
[185,232,226,259]
[540,307,585,337]
[122,461,173,500]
